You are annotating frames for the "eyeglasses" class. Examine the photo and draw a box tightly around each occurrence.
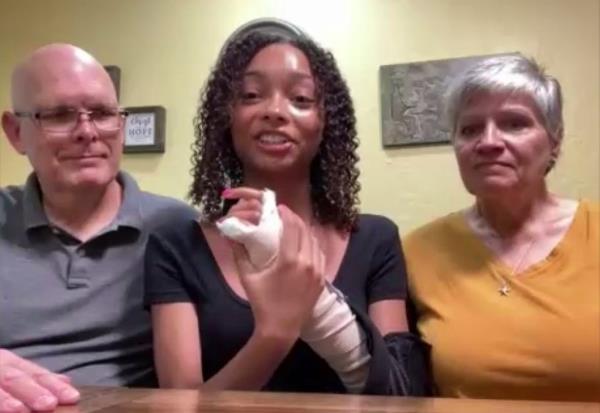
[14,108,129,133]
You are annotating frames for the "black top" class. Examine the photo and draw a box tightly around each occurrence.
[144,214,407,393]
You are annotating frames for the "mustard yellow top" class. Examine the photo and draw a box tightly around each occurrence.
[404,200,600,401]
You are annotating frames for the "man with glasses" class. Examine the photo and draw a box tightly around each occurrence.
[0,43,196,412]
[14,108,129,136]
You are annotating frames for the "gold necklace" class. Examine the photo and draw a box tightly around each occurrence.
[471,206,537,297]
[491,236,536,296]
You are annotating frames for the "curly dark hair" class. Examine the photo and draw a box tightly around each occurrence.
[188,30,360,231]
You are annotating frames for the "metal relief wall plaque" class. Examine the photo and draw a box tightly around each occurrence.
[379,53,518,147]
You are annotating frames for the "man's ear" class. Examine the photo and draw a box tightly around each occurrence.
[1,111,27,154]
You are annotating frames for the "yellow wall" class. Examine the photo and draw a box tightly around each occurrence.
[1,0,598,232]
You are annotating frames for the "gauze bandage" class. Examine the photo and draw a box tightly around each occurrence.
[216,190,283,268]
[217,189,370,393]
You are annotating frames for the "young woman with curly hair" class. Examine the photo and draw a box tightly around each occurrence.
[144,19,429,395]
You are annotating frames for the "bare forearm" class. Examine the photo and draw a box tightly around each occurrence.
[201,330,296,391]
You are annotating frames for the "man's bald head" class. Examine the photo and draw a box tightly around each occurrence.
[11,43,116,110]
[2,43,124,193]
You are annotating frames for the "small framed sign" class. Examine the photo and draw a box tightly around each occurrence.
[123,106,166,154]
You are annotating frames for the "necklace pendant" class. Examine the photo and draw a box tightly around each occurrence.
[499,283,511,296]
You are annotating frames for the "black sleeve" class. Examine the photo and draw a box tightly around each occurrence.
[367,218,408,303]
[350,303,433,396]
[383,332,433,396]
[355,216,432,395]
[143,230,193,308]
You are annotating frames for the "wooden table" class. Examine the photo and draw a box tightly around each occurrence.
[55,386,600,413]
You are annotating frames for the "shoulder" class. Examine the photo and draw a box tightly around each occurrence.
[579,199,599,216]
[403,213,468,291]
[138,190,199,227]
[0,185,25,225]
[403,212,465,253]
[118,171,198,229]
[142,204,207,267]
[146,204,202,247]
[355,214,399,240]
[576,199,599,237]
[0,184,25,207]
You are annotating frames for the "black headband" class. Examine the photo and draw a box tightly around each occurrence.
[218,18,307,59]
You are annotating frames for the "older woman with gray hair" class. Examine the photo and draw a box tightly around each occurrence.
[404,54,599,401]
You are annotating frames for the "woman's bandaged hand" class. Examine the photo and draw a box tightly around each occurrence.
[216,189,283,269]
[217,189,369,392]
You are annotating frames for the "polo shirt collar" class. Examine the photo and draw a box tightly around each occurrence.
[23,171,144,233]
[23,174,48,231]
[113,171,144,231]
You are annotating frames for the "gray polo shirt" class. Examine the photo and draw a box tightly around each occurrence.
[0,172,197,386]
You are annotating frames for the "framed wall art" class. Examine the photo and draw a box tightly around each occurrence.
[123,106,166,154]
[379,52,519,147]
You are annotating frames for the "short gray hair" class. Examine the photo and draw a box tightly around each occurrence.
[446,54,564,145]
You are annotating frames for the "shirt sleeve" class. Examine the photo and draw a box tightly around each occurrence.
[349,301,432,396]
[367,218,408,303]
[143,230,193,308]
